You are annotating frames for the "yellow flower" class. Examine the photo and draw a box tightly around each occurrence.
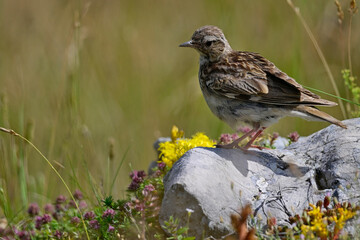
[299,202,358,239]
[300,225,315,239]
[158,126,216,168]
[305,204,328,238]
[329,207,357,231]
[309,218,328,239]
[307,204,322,217]
[171,125,184,142]
[300,204,328,239]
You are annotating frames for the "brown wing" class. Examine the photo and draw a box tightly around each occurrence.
[205,52,269,97]
[206,51,337,106]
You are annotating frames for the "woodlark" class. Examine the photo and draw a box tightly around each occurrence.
[180,25,346,149]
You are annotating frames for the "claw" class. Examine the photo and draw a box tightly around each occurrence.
[216,125,268,151]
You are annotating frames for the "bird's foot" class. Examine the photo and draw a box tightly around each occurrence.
[216,143,269,154]
[247,145,270,150]
[215,143,238,149]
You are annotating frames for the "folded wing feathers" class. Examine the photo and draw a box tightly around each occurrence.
[210,51,339,107]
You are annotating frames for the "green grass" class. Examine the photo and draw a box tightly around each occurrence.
[0,0,359,220]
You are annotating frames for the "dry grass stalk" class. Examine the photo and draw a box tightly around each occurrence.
[230,204,256,240]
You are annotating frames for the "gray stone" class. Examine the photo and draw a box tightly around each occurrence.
[159,118,360,239]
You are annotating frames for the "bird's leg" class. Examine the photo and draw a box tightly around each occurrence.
[243,127,267,150]
[216,125,260,149]
[247,145,267,150]
[216,129,256,149]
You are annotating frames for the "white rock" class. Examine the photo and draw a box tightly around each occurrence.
[158,118,360,238]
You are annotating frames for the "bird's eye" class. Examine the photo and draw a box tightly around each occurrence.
[205,41,213,47]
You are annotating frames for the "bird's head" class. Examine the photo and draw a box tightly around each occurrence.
[179,25,232,62]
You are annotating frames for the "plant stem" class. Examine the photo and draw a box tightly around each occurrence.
[0,127,90,240]
[348,14,353,75]
[286,0,347,119]
[303,85,360,107]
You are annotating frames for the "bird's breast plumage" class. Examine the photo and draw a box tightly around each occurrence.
[198,55,288,129]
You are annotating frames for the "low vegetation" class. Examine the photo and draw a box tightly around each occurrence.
[0,126,359,239]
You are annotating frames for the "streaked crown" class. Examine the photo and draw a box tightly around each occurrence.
[179,25,232,61]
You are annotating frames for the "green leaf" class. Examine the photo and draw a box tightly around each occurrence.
[176,227,188,235]
[102,196,114,207]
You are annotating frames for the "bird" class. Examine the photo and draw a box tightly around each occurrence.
[179,25,346,150]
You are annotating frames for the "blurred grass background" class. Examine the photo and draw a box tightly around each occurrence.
[0,0,359,216]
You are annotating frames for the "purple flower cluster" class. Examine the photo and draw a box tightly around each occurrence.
[83,210,101,230]
[55,195,66,213]
[128,170,146,190]
[288,131,300,142]
[53,230,62,239]
[27,203,39,217]
[55,195,66,204]
[219,133,240,144]
[44,203,55,214]
[35,214,52,230]
[79,200,87,209]
[71,216,80,225]
[85,208,119,233]
[133,199,145,212]
[89,220,100,229]
[73,189,83,200]
[83,211,95,220]
[270,132,279,145]
[67,199,87,209]
[127,183,160,215]
[102,209,116,219]
[107,225,115,232]
[68,200,77,208]
[1,190,90,239]
[157,162,166,171]
[52,190,87,220]
[142,184,155,197]
[238,126,251,134]
[14,228,34,240]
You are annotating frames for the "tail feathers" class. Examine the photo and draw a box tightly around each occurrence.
[294,105,347,129]
[300,98,338,107]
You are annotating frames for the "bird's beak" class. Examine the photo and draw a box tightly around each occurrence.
[179,40,193,48]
